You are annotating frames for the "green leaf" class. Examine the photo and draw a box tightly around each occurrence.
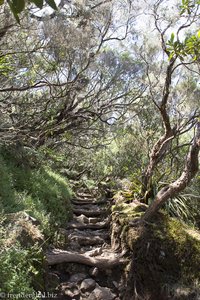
[168,52,175,61]
[46,0,58,10]
[170,33,175,43]
[0,0,4,5]
[197,30,200,39]
[12,0,25,13]
[30,0,44,9]
[174,41,179,48]
[7,0,20,23]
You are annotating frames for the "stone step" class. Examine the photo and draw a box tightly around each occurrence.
[46,184,122,300]
[69,235,106,246]
[73,214,104,225]
[63,228,109,239]
[73,208,107,217]
[72,198,107,205]
[76,192,95,198]
[67,220,109,230]
[60,228,109,247]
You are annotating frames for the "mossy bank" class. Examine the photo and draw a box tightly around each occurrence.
[111,197,200,300]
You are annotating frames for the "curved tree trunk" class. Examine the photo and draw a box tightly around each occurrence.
[141,130,174,203]
[141,57,177,204]
[141,122,200,222]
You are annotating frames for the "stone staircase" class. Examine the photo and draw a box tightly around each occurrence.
[46,188,126,299]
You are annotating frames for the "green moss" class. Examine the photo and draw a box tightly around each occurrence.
[112,202,145,226]
[123,210,200,298]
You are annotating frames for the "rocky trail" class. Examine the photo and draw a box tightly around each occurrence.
[46,187,127,300]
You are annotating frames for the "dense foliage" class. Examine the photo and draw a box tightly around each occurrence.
[0,146,72,293]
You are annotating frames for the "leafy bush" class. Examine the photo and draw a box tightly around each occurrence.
[0,146,73,292]
[0,247,38,297]
[0,212,42,297]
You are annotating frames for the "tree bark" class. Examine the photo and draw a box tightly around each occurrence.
[141,58,176,203]
[141,122,200,222]
[141,130,174,203]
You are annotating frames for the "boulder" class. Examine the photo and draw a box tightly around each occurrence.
[80,278,96,292]
[87,284,116,300]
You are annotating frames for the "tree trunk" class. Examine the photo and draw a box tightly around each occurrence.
[141,129,174,203]
[141,57,177,204]
[141,122,200,222]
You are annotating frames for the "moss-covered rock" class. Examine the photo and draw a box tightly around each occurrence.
[112,198,200,299]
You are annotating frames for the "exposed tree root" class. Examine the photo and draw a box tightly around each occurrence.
[46,249,127,269]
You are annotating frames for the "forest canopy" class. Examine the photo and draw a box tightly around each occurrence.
[0,0,200,221]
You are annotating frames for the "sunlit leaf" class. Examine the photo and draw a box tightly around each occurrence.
[30,0,44,9]
[170,33,175,43]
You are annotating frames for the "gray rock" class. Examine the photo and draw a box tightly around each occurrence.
[87,284,116,300]
[76,214,89,224]
[80,278,96,292]
[69,273,87,283]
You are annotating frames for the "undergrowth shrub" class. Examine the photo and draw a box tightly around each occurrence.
[0,146,73,292]
[0,246,39,297]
